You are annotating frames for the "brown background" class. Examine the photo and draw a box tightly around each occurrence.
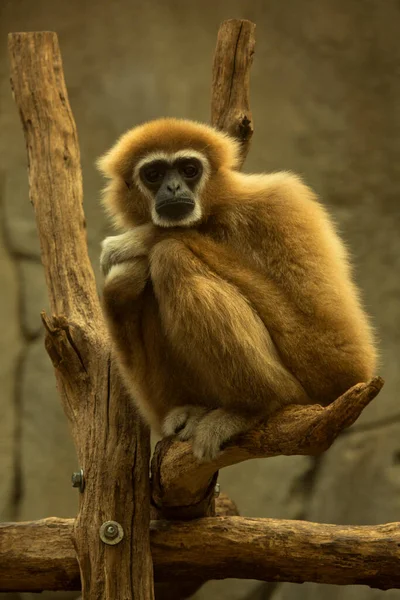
[1,1,400,599]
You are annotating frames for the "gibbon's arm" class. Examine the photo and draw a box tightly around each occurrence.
[149,236,309,417]
[153,228,293,330]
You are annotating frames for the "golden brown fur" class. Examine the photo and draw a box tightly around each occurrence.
[98,118,377,461]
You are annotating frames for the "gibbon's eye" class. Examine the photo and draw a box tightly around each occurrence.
[144,169,163,183]
[181,163,199,179]
[143,166,165,184]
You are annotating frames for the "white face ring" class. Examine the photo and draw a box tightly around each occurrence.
[133,150,210,228]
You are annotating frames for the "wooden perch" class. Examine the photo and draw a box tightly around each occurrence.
[8,31,154,600]
[211,19,256,165]
[1,515,399,591]
[151,378,383,516]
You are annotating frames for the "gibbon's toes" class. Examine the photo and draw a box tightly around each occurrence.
[162,406,192,437]
[176,406,209,441]
[192,426,223,462]
[162,405,209,441]
[191,409,256,462]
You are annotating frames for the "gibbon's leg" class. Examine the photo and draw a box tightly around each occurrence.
[150,238,309,460]
[101,258,161,427]
[102,253,202,432]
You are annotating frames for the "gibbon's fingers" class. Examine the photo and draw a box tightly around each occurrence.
[100,224,155,275]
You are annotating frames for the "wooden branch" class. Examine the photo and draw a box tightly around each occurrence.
[211,19,256,165]
[151,378,383,513]
[151,492,238,600]
[8,31,154,600]
[2,514,399,591]
[0,518,79,591]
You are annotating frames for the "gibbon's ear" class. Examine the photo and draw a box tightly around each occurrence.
[96,131,139,184]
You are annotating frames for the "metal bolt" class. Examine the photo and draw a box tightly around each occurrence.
[71,468,85,493]
[214,482,220,498]
[99,520,124,545]
[104,524,118,540]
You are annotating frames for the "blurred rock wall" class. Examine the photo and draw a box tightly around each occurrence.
[1,1,399,599]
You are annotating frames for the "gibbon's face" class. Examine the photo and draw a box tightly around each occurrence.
[133,151,210,227]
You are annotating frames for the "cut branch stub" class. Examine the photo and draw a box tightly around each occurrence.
[151,378,383,511]
[211,19,256,165]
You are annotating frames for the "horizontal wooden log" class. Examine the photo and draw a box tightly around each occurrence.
[1,513,399,591]
[151,378,383,512]
[0,518,79,591]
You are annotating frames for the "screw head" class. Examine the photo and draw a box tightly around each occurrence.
[99,520,124,545]
[104,524,118,539]
[71,468,85,492]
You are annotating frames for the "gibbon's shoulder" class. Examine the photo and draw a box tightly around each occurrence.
[228,170,349,264]
[230,170,314,202]
[228,170,324,217]
[224,169,341,239]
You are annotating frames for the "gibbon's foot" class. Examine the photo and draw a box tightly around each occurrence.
[192,409,258,462]
[163,406,259,462]
[162,405,209,441]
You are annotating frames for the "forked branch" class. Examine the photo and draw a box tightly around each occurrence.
[151,378,383,514]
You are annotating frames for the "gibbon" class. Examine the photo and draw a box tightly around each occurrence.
[98,118,377,461]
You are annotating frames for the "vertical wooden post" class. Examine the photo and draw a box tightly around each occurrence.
[211,19,256,165]
[8,32,154,600]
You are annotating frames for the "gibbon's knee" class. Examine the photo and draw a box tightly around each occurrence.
[150,240,307,411]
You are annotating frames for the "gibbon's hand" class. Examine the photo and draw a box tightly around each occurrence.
[100,223,154,276]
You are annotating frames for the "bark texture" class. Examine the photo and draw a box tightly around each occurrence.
[1,515,399,591]
[8,31,154,600]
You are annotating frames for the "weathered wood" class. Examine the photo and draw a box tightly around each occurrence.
[8,31,154,600]
[151,492,238,600]
[2,514,399,591]
[0,518,79,591]
[151,378,383,512]
[211,19,256,165]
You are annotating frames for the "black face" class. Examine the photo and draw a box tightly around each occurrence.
[139,157,203,221]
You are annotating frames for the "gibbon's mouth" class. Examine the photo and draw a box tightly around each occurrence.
[156,197,195,220]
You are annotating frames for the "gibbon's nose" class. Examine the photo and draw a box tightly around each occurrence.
[167,180,181,193]
[156,198,195,220]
